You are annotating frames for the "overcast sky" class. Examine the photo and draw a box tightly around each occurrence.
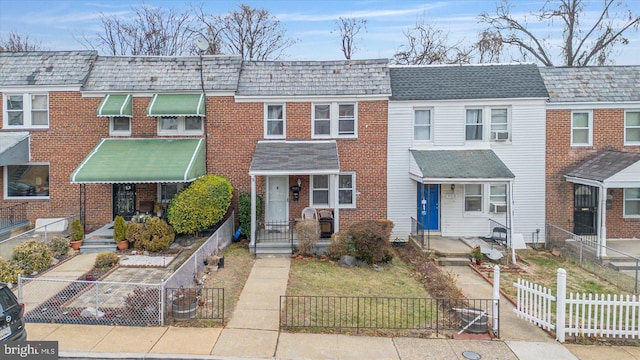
[1,0,639,64]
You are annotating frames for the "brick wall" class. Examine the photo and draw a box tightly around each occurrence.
[546,108,640,238]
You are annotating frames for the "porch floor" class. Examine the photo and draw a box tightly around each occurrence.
[603,239,640,259]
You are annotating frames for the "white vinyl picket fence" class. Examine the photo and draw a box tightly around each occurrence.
[514,268,640,342]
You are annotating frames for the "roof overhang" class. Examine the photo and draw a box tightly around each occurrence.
[410,149,514,183]
[249,140,340,176]
[564,151,640,189]
[146,93,205,117]
[0,132,30,166]
[70,138,205,184]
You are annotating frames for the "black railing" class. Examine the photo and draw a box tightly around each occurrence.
[257,220,295,243]
[410,217,428,249]
[0,202,28,230]
[280,296,498,337]
[165,287,224,324]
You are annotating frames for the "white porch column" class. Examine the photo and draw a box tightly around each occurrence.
[599,186,607,257]
[250,175,257,246]
[333,174,340,233]
[508,180,516,263]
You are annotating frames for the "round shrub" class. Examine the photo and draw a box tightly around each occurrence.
[113,215,126,243]
[0,257,20,283]
[168,175,233,235]
[347,220,392,265]
[48,236,70,258]
[326,231,356,259]
[239,192,262,238]
[12,239,52,275]
[94,252,119,270]
[140,217,175,252]
[126,222,147,249]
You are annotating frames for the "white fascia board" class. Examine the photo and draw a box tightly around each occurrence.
[563,175,603,188]
[1,85,81,92]
[235,94,390,103]
[546,101,640,110]
[414,177,514,184]
[249,169,340,176]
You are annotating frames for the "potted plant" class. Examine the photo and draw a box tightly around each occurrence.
[113,215,129,250]
[69,219,84,251]
[471,246,483,265]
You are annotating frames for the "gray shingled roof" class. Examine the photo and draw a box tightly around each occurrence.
[237,59,391,96]
[0,51,97,86]
[250,141,340,174]
[390,64,548,101]
[82,55,242,92]
[411,150,515,179]
[566,151,640,182]
[539,66,640,103]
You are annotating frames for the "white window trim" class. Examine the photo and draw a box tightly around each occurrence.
[2,93,49,129]
[110,116,131,136]
[3,162,50,200]
[489,107,511,142]
[623,188,640,218]
[264,103,286,139]
[413,108,432,143]
[312,102,358,139]
[338,172,356,209]
[624,110,640,146]
[571,110,593,146]
[463,184,484,215]
[310,175,330,207]
[156,116,204,136]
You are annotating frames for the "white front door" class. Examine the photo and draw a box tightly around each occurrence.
[266,176,288,224]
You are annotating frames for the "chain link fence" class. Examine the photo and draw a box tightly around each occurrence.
[546,222,640,294]
[18,277,163,326]
[0,214,78,259]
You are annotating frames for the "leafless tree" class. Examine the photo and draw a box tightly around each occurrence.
[0,31,44,52]
[216,4,296,60]
[392,18,472,65]
[76,4,194,55]
[332,16,367,59]
[480,0,640,66]
[191,4,223,55]
[474,30,505,63]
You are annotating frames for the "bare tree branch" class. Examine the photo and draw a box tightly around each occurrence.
[332,16,367,60]
[480,0,640,66]
[0,31,44,52]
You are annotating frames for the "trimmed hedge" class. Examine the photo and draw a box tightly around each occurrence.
[12,240,52,275]
[167,175,233,235]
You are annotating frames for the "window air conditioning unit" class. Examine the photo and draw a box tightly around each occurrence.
[491,131,509,141]
[491,203,507,213]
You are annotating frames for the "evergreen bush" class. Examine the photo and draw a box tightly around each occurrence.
[11,240,52,275]
[0,258,20,283]
[167,175,233,235]
[238,192,262,238]
[48,236,70,258]
[94,252,119,269]
[140,217,175,252]
[126,222,147,249]
[113,215,126,243]
[347,220,392,265]
[70,219,84,241]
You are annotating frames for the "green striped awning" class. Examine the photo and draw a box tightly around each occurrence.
[70,138,206,184]
[97,94,133,117]
[146,94,205,117]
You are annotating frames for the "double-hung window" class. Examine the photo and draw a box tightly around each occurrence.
[338,173,355,208]
[157,116,203,135]
[464,184,483,212]
[4,163,50,198]
[624,188,640,217]
[312,102,357,138]
[490,108,509,141]
[311,175,330,206]
[265,104,285,138]
[571,111,592,146]
[414,109,431,141]
[490,184,507,213]
[3,93,48,128]
[159,183,187,203]
[625,111,640,145]
[465,109,483,141]
[110,116,131,136]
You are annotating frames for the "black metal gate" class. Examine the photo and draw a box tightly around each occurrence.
[573,184,597,235]
[113,184,136,220]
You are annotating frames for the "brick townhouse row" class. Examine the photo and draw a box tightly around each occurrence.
[0,51,639,253]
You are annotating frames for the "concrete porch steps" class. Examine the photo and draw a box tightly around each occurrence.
[436,257,472,266]
[80,237,117,254]
[254,242,292,258]
[607,261,640,271]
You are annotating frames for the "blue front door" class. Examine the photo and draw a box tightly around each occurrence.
[417,183,439,230]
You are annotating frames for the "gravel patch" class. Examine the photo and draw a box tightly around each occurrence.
[119,254,176,267]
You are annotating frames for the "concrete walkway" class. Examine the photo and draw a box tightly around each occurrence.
[21,252,640,359]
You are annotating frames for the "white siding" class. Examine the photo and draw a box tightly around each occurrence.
[388,98,546,242]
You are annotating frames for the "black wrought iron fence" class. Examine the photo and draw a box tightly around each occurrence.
[165,287,224,324]
[280,296,498,337]
[257,220,295,243]
[410,217,426,248]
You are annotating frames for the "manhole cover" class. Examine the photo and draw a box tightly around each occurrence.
[462,351,481,360]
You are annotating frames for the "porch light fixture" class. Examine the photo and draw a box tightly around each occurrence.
[297,178,301,189]
[451,184,455,192]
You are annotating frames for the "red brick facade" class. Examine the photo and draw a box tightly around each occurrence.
[546,108,640,238]
[2,92,387,232]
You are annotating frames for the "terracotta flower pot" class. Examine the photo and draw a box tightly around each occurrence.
[117,240,129,250]
[70,240,83,251]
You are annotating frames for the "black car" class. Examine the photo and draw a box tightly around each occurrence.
[0,284,27,341]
